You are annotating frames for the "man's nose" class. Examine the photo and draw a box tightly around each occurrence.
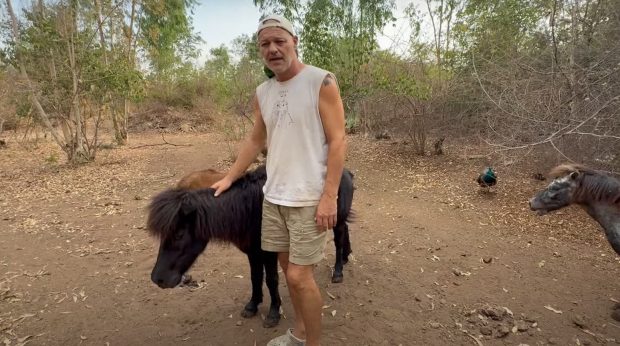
[267,44,279,54]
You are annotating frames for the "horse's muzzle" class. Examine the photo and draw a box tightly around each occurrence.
[528,199,548,215]
[151,270,182,289]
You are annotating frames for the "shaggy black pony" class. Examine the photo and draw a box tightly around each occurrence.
[147,165,354,327]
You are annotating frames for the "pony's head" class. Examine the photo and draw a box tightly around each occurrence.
[529,163,620,215]
[147,189,209,288]
[529,169,581,215]
[530,164,596,215]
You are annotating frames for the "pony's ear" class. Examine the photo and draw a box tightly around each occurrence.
[181,204,196,215]
[180,197,197,216]
[569,171,580,180]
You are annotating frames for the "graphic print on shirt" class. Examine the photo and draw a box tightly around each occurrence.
[273,89,294,127]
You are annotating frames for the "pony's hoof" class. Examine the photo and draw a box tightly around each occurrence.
[241,307,258,318]
[331,273,343,283]
[263,314,280,328]
[612,309,620,322]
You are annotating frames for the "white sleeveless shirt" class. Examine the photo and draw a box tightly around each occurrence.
[256,65,332,207]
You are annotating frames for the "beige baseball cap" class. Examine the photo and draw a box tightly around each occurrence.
[257,14,295,37]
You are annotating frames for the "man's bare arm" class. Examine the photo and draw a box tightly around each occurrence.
[212,96,267,196]
[316,73,346,229]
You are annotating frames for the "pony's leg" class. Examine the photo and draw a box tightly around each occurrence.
[241,251,263,318]
[332,224,345,283]
[262,250,281,328]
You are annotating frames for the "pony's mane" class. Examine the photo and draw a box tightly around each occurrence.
[147,166,267,248]
[548,163,595,178]
[549,163,620,205]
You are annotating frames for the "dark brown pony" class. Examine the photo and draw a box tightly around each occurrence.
[174,165,353,283]
[147,165,354,328]
[148,166,280,327]
[529,163,620,255]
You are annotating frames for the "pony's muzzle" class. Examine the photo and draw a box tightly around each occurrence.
[529,198,548,215]
[151,269,182,289]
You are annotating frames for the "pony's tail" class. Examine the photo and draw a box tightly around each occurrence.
[339,168,355,223]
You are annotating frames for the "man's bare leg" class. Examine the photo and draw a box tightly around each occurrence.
[279,252,322,346]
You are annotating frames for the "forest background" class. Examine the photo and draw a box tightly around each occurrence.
[0,0,618,172]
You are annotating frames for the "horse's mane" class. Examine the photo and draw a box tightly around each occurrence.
[147,166,267,248]
[549,163,620,205]
[548,163,596,178]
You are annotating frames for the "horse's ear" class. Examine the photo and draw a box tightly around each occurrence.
[181,203,196,215]
[569,171,580,180]
[180,194,197,215]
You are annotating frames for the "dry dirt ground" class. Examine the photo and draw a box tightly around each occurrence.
[1,131,619,346]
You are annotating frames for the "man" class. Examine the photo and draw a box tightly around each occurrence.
[210,14,346,346]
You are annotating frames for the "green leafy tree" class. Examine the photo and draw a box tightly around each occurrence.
[454,0,545,64]
[405,0,464,69]
[139,0,201,79]
[203,45,234,105]
[253,0,395,100]
[1,0,144,162]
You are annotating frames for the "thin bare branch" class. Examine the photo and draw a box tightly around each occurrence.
[129,133,193,149]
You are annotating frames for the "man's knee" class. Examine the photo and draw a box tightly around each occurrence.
[278,253,290,272]
[285,265,315,290]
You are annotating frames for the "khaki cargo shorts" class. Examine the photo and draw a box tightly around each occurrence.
[261,199,328,265]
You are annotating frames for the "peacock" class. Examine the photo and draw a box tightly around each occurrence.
[476,167,497,191]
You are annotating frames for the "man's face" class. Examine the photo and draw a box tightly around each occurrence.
[258,27,298,75]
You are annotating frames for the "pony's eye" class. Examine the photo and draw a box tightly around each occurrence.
[174,231,184,240]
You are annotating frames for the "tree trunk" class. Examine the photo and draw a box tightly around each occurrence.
[5,0,67,153]
[569,0,580,121]
[94,0,128,145]
[67,1,90,163]
[117,0,140,145]
[109,99,126,145]
[426,0,442,67]
[93,0,109,66]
